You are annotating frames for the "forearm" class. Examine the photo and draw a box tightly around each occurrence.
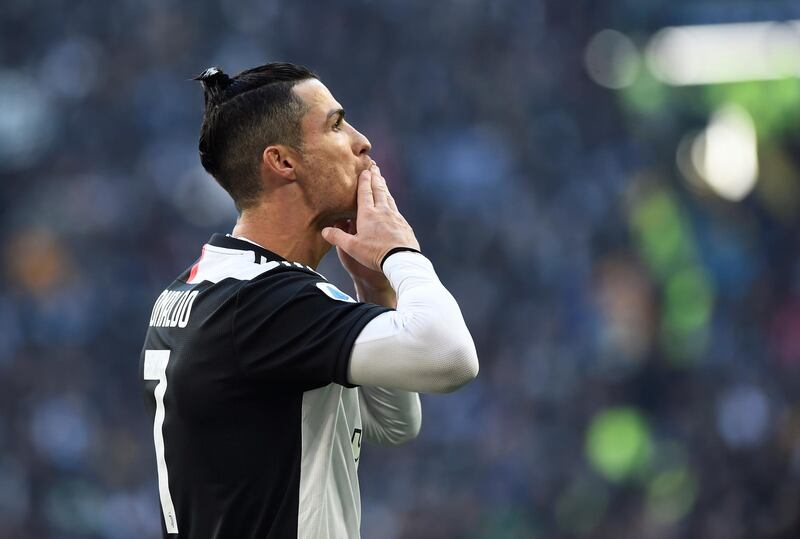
[348,252,479,393]
[359,385,421,445]
[354,278,420,444]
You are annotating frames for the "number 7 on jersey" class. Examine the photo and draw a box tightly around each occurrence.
[144,349,179,534]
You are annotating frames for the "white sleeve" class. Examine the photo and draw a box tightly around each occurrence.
[347,251,479,393]
[358,386,421,446]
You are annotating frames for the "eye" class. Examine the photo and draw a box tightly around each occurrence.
[332,116,343,131]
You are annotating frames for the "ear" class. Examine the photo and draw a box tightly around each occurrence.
[262,145,299,181]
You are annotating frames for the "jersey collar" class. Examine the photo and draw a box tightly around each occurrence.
[207,234,287,263]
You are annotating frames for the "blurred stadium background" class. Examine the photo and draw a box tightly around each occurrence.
[2,0,800,537]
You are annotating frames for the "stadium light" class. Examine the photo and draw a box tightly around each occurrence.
[690,105,759,201]
[646,20,800,86]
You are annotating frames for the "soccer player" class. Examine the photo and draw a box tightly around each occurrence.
[140,62,479,539]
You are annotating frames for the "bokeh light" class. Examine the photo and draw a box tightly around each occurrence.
[586,407,653,482]
[645,466,698,525]
[0,70,55,170]
[690,105,759,202]
[584,29,641,89]
[646,21,800,86]
[717,384,771,449]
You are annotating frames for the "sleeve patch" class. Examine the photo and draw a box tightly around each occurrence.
[315,282,357,303]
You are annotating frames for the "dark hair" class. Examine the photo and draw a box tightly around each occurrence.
[194,62,317,211]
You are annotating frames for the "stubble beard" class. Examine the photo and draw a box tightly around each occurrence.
[300,165,357,230]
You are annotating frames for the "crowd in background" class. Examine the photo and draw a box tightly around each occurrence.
[1,0,799,537]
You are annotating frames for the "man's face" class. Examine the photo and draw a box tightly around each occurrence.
[292,79,372,227]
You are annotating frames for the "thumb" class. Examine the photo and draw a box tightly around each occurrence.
[322,227,353,248]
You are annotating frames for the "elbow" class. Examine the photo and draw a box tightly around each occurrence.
[430,339,479,394]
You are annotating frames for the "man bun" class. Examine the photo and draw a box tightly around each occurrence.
[193,66,232,108]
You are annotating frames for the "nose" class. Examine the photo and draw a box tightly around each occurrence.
[352,127,371,156]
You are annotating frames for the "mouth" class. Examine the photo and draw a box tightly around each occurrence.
[356,159,375,179]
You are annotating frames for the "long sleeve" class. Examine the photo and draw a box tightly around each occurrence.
[348,251,479,393]
[358,386,421,446]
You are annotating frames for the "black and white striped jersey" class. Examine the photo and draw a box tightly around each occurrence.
[139,233,390,539]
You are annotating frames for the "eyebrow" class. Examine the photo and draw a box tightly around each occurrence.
[326,108,345,124]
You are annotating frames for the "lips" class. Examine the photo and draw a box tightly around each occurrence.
[356,159,375,179]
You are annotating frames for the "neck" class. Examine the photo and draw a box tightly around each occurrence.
[231,199,331,269]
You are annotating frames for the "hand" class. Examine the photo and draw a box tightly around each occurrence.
[322,164,420,272]
[331,219,397,307]
[332,219,389,287]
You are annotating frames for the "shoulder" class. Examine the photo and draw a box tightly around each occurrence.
[237,266,357,306]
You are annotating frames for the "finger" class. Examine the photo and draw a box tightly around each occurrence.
[374,168,398,211]
[374,166,399,211]
[321,227,355,250]
[357,169,374,208]
[385,190,399,212]
[371,166,389,207]
[381,171,400,212]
